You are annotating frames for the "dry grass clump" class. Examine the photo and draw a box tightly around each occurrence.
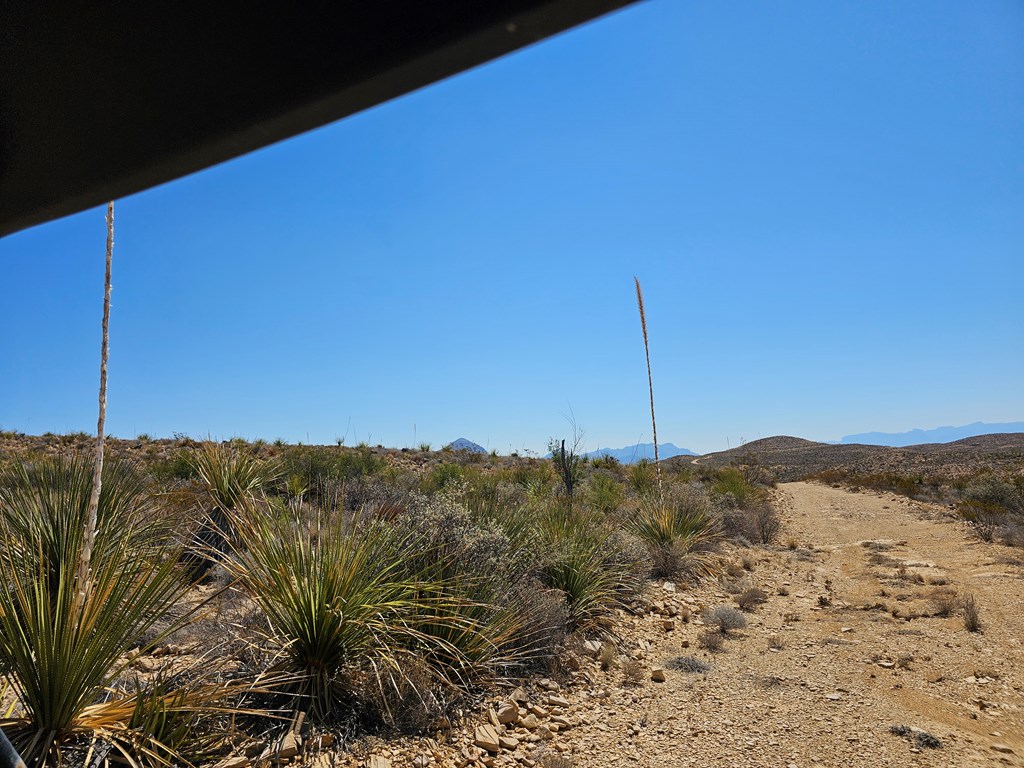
[962,593,982,633]
[929,588,959,618]
[620,659,645,687]
[697,631,724,653]
[736,587,768,612]
[703,605,748,634]
[666,656,712,674]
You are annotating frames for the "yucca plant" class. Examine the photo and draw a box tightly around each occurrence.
[184,441,278,566]
[0,460,212,765]
[223,508,491,722]
[0,457,167,596]
[535,504,642,630]
[626,490,719,579]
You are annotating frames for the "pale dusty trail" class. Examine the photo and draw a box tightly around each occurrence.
[527,482,1024,768]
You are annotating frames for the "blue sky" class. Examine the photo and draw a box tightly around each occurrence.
[2,1,1022,455]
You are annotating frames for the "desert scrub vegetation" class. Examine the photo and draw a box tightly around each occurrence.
[0,429,775,760]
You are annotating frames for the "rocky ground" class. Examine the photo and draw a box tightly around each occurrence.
[298,481,1022,768]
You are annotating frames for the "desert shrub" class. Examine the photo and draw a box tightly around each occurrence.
[962,593,982,632]
[962,475,1024,515]
[585,472,625,515]
[627,460,658,497]
[625,487,718,580]
[382,489,554,676]
[278,444,384,498]
[697,631,724,652]
[711,468,764,508]
[589,454,623,475]
[889,725,942,750]
[0,458,217,766]
[620,659,644,687]
[423,462,465,493]
[957,500,1005,542]
[736,587,768,611]
[703,605,748,634]
[535,505,646,630]
[501,461,556,497]
[666,656,712,673]
[929,588,958,617]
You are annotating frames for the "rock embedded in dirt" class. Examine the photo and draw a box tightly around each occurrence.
[474,724,502,753]
[496,703,519,725]
[651,667,667,682]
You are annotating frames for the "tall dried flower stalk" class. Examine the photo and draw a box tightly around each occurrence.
[634,276,663,500]
[75,201,114,611]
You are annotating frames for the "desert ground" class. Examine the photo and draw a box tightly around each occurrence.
[340,482,1022,768]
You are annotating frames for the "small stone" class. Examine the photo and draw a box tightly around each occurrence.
[215,757,249,768]
[510,687,528,704]
[528,704,549,717]
[878,661,895,669]
[538,679,560,692]
[520,714,539,729]
[546,696,570,709]
[991,745,1015,755]
[825,693,842,701]
[474,724,502,753]
[496,704,519,725]
[651,667,667,683]
[582,640,602,658]
[662,619,675,631]
[498,736,520,751]
[412,756,430,768]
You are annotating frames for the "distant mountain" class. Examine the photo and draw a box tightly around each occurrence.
[445,437,487,454]
[840,421,1024,448]
[584,442,696,464]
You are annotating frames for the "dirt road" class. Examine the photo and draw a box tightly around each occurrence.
[527,482,1023,768]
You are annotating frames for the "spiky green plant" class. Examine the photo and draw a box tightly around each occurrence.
[626,492,719,579]
[0,461,211,765]
[535,505,643,630]
[223,508,495,721]
[184,441,278,563]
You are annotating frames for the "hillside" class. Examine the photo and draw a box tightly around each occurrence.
[670,433,1024,481]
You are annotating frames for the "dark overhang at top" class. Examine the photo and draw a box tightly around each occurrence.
[0,1,638,238]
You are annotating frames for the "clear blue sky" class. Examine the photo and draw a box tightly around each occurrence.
[2,1,1022,455]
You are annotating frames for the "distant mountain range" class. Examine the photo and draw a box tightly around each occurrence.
[445,437,487,454]
[840,421,1024,448]
[584,442,696,464]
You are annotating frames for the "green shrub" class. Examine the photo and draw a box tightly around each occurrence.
[627,460,657,497]
[585,472,625,515]
[535,505,646,630]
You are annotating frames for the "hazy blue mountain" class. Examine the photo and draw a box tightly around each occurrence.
[840,421,1024,447]
[446,437,487,454]
[584,442,696,464]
